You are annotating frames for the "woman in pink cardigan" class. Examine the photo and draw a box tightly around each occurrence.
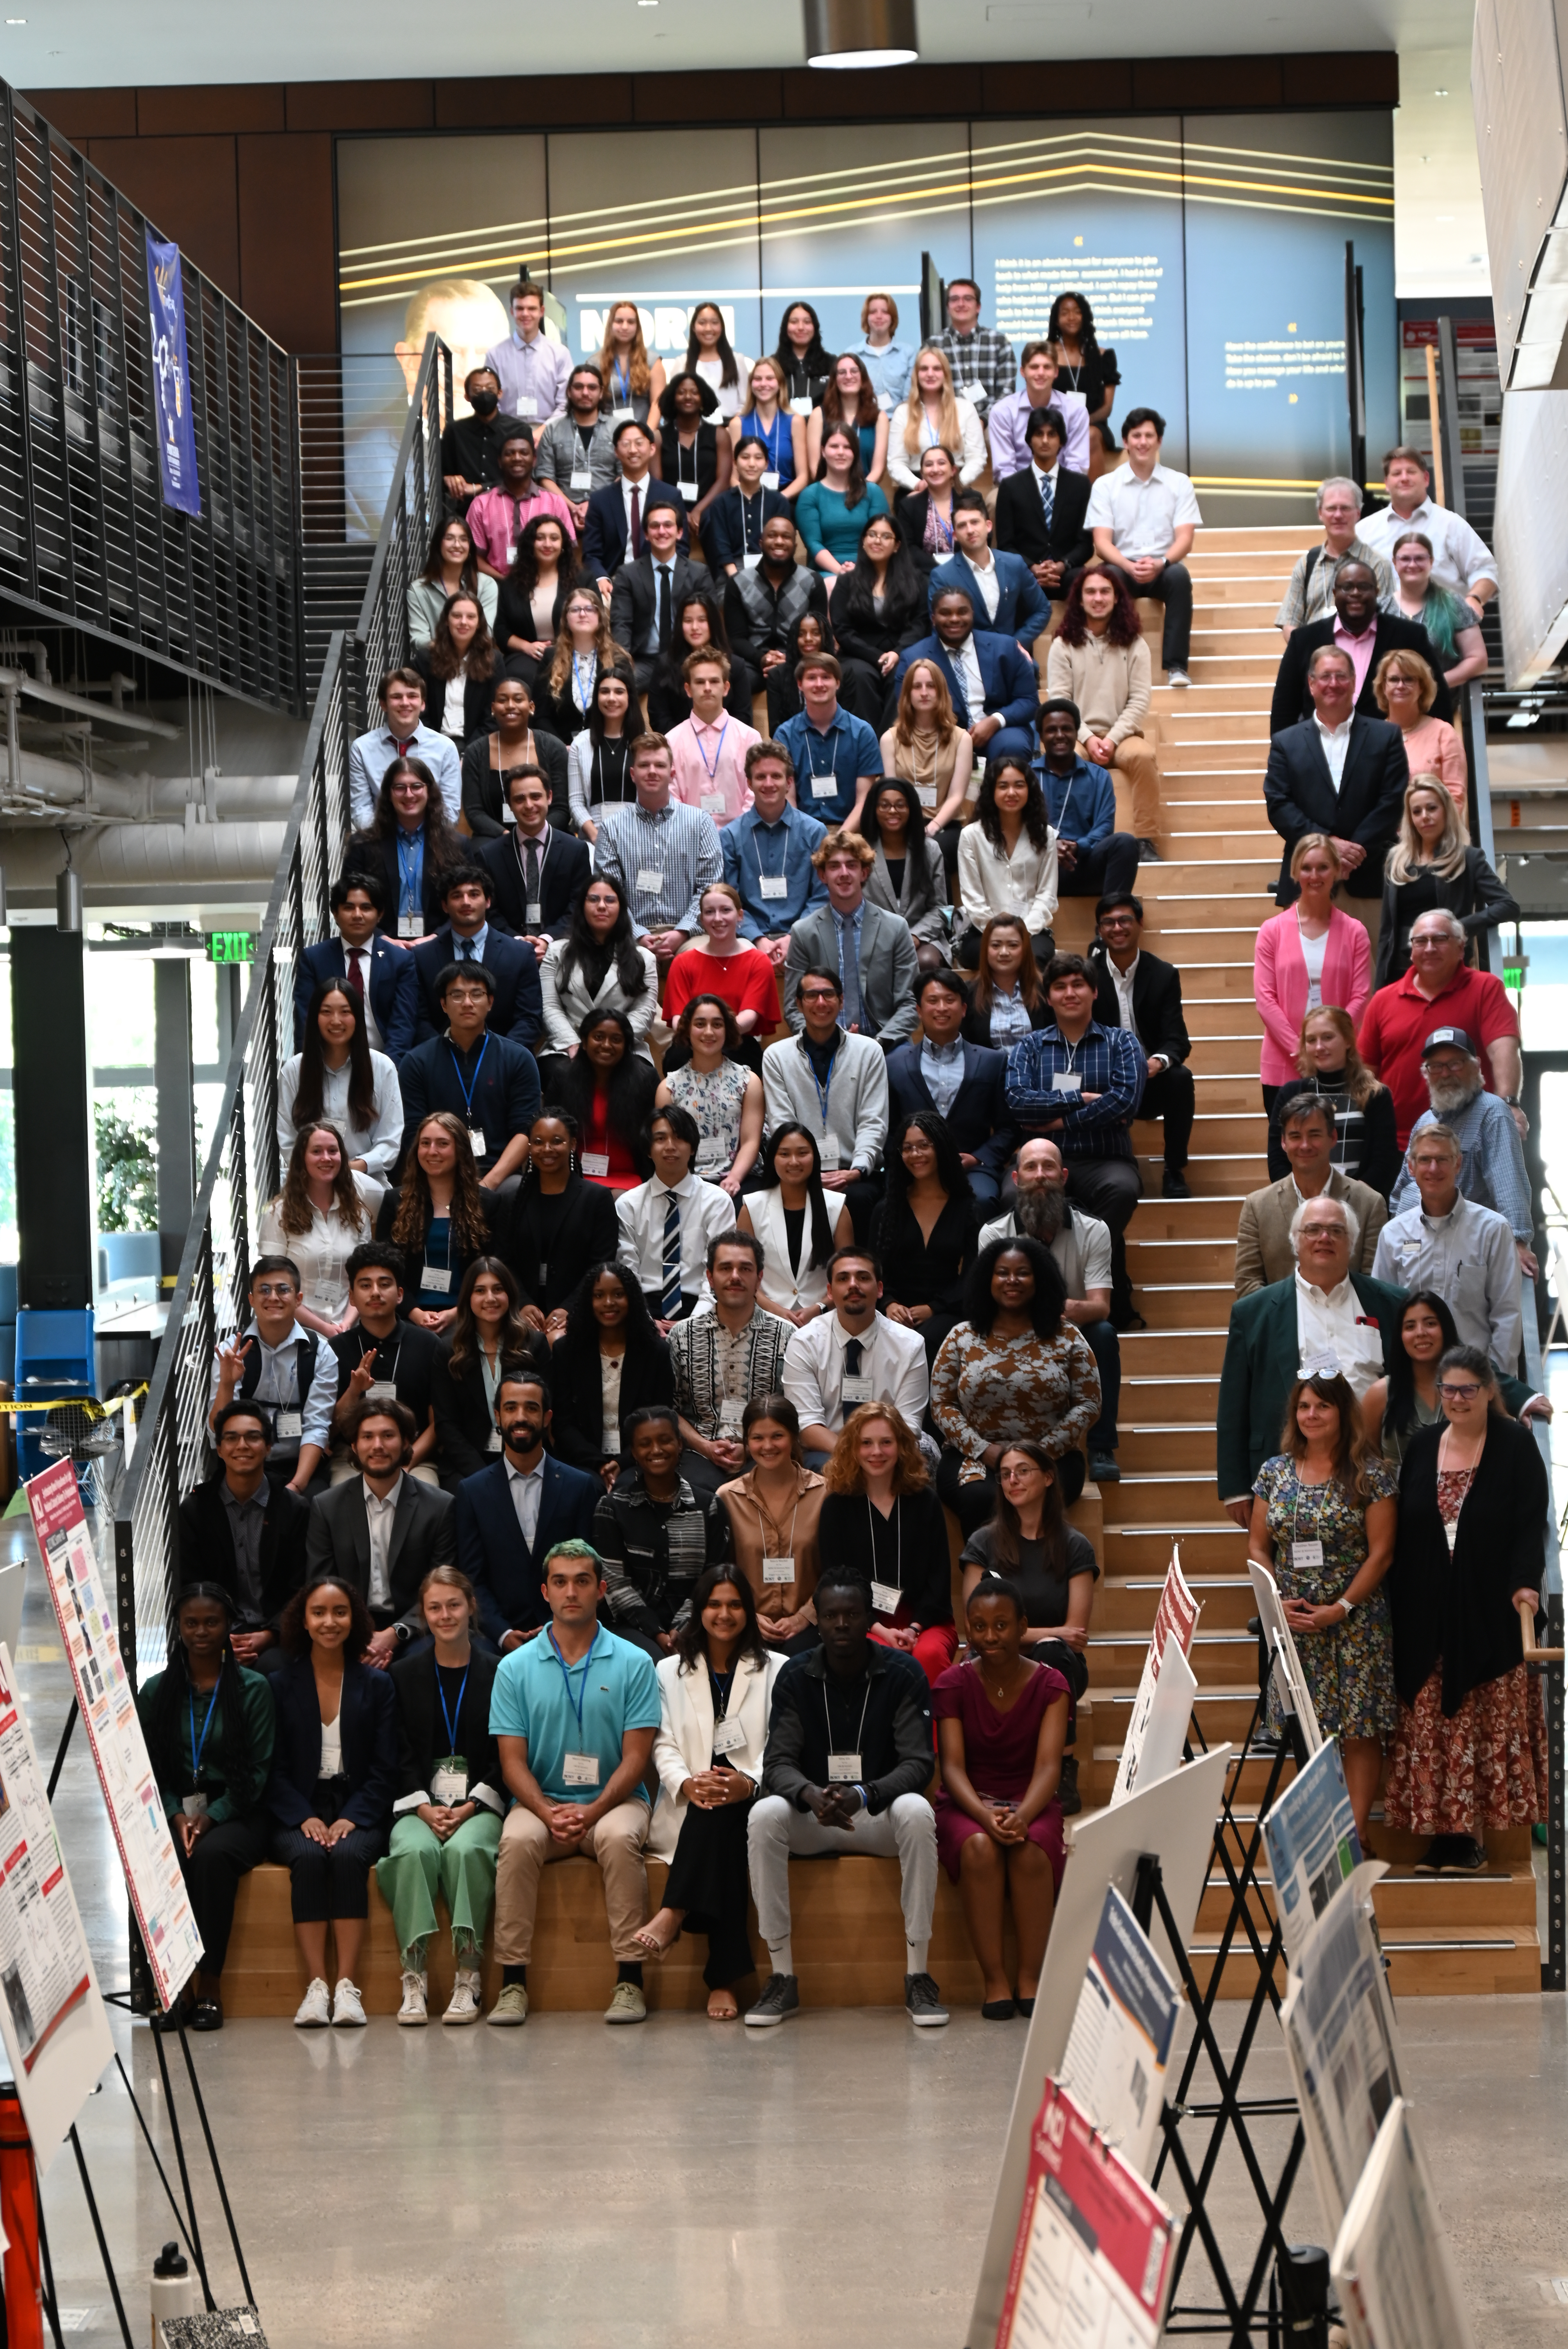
[1373,647,1467,808]
[1254,834,1371,1117]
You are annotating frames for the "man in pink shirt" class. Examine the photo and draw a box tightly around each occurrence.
[466,429,577,579]
[666,653,760,827]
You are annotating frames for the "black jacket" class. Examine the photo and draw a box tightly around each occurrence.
[293,936,419,1063]
[266,1656,398,1830]
[1375,849,1520,986]
[176,1475,311,1631]
[580,478,690,579]
[1263,716,1409,904]
[723,563,827,669]
[460,729,571,838]
[884,1039,1017,1174]
[388,1643,506,1813]
[1269,611,1454,736]
[494,576,570,663]
[533,651,637,746]
[1390,1415,1547,1714]
[376,1187,506,1311]
[431,1335,549,1485]
[412,652,497,751]
[993,466,1095,572]
[826,572,928,670]
[703,484,792,574]
[409,925,543,1050]
[304,1474,458,1634]
[1087,941,1192,1066]
[476,823,592,939]
[893,489,951,568]
[546,1331,677,1472]
[330,1320,441,1447]
[343,829,452,943]
[504,1175,620,1316]
[762,1643,935,1813]
[815,1488,953,1624]
[609,551,713,661]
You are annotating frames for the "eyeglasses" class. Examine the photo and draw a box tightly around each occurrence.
[1437,1381,1482,1400]
[252,1283,298,1300]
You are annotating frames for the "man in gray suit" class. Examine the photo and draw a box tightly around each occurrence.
[305,1400,456,1666]
[781,827,918,1049]
[1233,1093,1386,1296]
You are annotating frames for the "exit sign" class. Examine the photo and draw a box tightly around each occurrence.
[206,931,255,964]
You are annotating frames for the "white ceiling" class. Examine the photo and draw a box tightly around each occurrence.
[5,0,1476,88]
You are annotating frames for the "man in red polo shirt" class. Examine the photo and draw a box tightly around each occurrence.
[1358,909,1520,1146]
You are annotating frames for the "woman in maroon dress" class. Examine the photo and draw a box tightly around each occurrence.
[934,1576,1071,2021]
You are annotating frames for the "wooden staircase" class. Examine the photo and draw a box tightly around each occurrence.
[1056,525,1541,1997]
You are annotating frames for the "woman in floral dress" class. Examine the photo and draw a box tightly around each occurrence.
[930,1237,1100,1533]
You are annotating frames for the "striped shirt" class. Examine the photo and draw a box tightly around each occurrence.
[593,797,723,935]
[669,1306,793,1440]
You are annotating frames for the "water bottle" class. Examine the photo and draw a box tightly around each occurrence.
[150,2241,194,2345]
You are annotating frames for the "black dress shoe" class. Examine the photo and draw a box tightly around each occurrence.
[192,1998,224,2032]
[1162,1169,1191,1198]
[982,1997,1018,2021]
[1443,1835,1488,1873]
[1415,1836,1453,1873]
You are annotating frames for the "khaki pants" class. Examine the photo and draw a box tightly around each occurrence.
[493,1798,650,1963]
[1105,735,1161,841]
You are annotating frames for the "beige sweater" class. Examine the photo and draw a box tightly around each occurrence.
[1046,632,1152,747]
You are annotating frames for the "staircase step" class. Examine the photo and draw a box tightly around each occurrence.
[1120,1426,1220,1472]
[1101,1470,1237,1526]
[1100,1523,1242,1573]
[1119,1330,1228,1375]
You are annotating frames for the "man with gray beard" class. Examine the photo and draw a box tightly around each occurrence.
[1388,1027,1536,1278]
[981,1137,1121,1480]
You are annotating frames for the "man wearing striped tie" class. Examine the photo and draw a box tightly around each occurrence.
[614,1105,736,1333]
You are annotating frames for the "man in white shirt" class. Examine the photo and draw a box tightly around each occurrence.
[780,1248,929,1465]
[482,280,572,430]
[666,654,760,827]
[616,1105,736,1330]
[979,1137,1120,1481]
[348,667,462,830]
[1085,406,1202,686]
[1354,445,1498,614]
[1371,1124,1522,1367]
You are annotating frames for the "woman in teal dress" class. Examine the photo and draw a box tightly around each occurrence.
[1247,1367,1398,1839]
[795,427,890,583]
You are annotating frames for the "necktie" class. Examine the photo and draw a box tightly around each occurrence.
[629,483,642,558]
[1039,472,1055,532]
[524,836,542,912]
[460,939,475,961]
[661,1193,683,1320]
[838,917,863,1032]
[840,1338,863,1423]
[345,949,365,1001]
[657,564,672,651]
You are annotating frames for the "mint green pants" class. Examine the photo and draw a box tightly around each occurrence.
[376,1810,502,1962]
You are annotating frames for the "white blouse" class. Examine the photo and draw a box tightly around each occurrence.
[600,1352,625,1456]
[694,352,752,421]
[276,1052,404,1183]
[957,821,1060,939]
[886,395,987,490]
[258,1174,380,1322]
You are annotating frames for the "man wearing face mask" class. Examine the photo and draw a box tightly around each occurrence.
[440,368,527,511]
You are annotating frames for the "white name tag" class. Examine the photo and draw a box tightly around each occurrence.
[759,873,788,899]
[697,1136,730,1172]
[701,793,725,815]
[581,1150,610,1178]
[636,866,664,890]
[827,1752,862,1782]
[961,381,984,402]
[1052,1070,1083,1094]
[431,1759,469,1805]
[877,391,893,413]
[790,396,814,417]
[679,480,700,502]
[870,1579,901,1618]
[570,469,593,491]
[762,1555,794,1584]
[840,1374,874,1406]
[817,1136,841,1170]
[1444,1520,1459,1553]
[486,1427,504,1452]
[526,900,543,925]
[563,1751,600,1787]
[711,1716,747,1756]
[760,472,780,493]
[612,406,635,425]
[421,1265,453,1294]
[365,1379,398,1407]
[718,1397,746,1430]
[274,1408,303,1440]
[517,396,538,418]
[604,1425,620,1456]
[182,1792,210,1820]
[917,783,937,808]
[398,914,422,938]
[469,1126,489,1157]
[744,550,764,568]
[1291,1540,1324,1573]
[809,777,838,800]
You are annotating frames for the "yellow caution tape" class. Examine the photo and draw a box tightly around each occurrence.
[1,1385,149,1414]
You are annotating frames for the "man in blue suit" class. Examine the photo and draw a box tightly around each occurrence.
[580,419,689,592]
[927,492,1049,655]
[410,863,543,1050]
[455,1371,601,1650]
[293,870,417,1064]
[892,586,1040,765]
[884,966,1019,1204]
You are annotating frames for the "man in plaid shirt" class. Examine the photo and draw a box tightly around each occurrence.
[930,278,1017,423]
[1004,952,1146,1329]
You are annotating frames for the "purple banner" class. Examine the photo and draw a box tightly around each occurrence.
[144,231,201,518]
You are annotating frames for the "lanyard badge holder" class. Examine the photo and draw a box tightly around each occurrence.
[549,1631,602,1788]
[449,1029,491,1162]
[431,1666,471,1803]
[184,1682,222,1818]
[868,1494,902,1620]
[825,1681,872,1784]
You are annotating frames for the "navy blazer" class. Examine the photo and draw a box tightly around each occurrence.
[294,936,418,1064]
[265,1655,399,1830]
[410,926,543,1050]
[581,479,690,579]
[476,825,592,939]
[927,550,1050,648]
[891,631,1040,733]
[884,1039,1019,1174]
[703,483,792,573]
[455,1452,603,1643]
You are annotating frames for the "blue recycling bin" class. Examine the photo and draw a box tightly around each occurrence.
[14,1306,96,1484]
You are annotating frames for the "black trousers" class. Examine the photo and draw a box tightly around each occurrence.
[179,1812,269,1975]
[836,656,889,729]
[271,1781,388,1923]
[1133,561,1194,670]
[663,1795,757,1986]
[832,1174,884,1248]
[1064,1155,1142,1325]
[1140,1061,1195,1171]
[1082,1317,1121,1453]
[1058,834,1141,903]
[937,1442,1085,1537]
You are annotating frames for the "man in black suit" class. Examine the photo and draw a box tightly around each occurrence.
[410,862,543,1049]
[581,418,689,593]
[1264,645,1409,906]
[993,407,1094,613]
[177,1400,310,1675]
[1268,560,1452,736]
[305,1399,456,1665]
[884,966,1019,1206]
[476,766,591,951]
[609,502,712,692]
[453,1371,602,1650]
[1089,893,1196,1199]
[293,871,418,1064]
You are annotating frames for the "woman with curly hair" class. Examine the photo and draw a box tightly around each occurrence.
[267,1574,398,2029]
[258,1123,377,1338]
[931,1236,1101,1529]
[431,1256,548,1485]
[494,512,579,689]
[817,1402,955,1684]
[870,1111,979,1363]
[548,1258,674,1484]
[534,582,634,745]
[506,1109,620,1335]
[1045,565,1158,847]
[955,756,1058,971]
[408,510,496,647]
[412,592,498,752]
[1046,289,1119,441]
[653,369,732,536]
[378,1111,499,1333]
[344,756,462,943]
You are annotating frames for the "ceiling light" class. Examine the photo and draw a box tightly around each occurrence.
[804,0,918,68]
[5,19,25,25]
[1434,86,1449,95]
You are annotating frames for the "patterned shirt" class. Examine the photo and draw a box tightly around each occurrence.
[1274,536,1396,631]
[591,1471,716,1631]
[669,1306,793,1440]
[930,325,1018,416]
[1004,1020,1145,1162]
[930,1321,1101,1472]
[594,797,723,934]
[1390,1092,1532,1239]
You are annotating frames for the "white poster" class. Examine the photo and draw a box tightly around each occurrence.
[1111,1547,1201,1806]
[1057,1886,1180,2177]
[1262,1738,1362,1965]
[1332,2099,1478,2349]
[995,2080,1175,2349]
[1247,1559,1323,1756]
[1279,1860,1402,2237]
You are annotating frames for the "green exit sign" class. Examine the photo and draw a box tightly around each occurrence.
[206,931,255,965]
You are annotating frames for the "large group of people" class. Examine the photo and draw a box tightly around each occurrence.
[154,276,1546,2036]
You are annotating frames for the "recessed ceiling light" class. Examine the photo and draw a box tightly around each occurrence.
[5,19,26,25]
[1434,87,1449,96]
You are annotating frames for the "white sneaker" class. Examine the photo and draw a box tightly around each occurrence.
[1166,667,1191,688]
[397,1971,428,2027]
[443,1968,482,2026]
[331,1977,367,2028]
[293,1977,331,2030]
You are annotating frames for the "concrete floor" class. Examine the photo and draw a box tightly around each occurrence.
[11,1512,1568,2349]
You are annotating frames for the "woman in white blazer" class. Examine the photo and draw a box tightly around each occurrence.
[537,874,659,1067]
[638,1564,782,2018]
[955,755,1059,967]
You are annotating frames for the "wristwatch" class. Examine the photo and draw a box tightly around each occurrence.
[1338,1597,1356,1619]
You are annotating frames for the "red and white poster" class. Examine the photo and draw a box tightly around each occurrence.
[1111,1545,1201,1806]
[25,1462,202,2010]
[996,2078,1175,2349]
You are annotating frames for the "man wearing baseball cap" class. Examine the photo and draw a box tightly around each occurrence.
[1356,909,1518,1147]
[1387,1027,1536,1281]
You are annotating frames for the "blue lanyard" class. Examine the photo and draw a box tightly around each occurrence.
[189,1681,221,1778]
[447,1030,490,1126]
[436,1663,470,1755]
[614,358,631,406]
[396,830,424,913]
[807,1045,835,1130]
[693,717,729,782]
[547,1628,593,1741]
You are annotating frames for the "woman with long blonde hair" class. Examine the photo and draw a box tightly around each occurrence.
[816,1403,956,1684]
[730,354,806,500]
[1376,773,1516,986]
[887,346,986,489]
[1265,1005,1399,1194]
[595,299,663,425]
[880,656,974,873]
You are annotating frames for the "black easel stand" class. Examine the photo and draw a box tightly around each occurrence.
[1137,1643,1313,2345]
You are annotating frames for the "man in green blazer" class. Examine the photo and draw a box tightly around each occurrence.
[1217,1192,1407,1520]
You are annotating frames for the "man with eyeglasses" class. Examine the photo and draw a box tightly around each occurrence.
[1372,1123,1523,1371]
[178,1399,310,1672]
[208,1256,340,1496]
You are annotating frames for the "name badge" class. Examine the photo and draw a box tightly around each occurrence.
[1052,1070,1083,1094]
[570,469,593,491]
[702,793,725,816]
[678,480,700,502]
[274,1408,303,1440]
[827,1752,862,1782]
[697,1137,729,1173]
[517,396,539,418]
[398,914,422,938]
[1290,1540,1324,1573]
[744,550,764,568]
[537,1259,548,1284]
[877,390,893,413]
[525,898,544,926]
[762,1556,794,1584]
[581,1150,610,1178]
[563,1751,600,1788]
[711,1716,747,1756]
[507,545,519,570]
[182,1791,210,1820]
[604,1425,620,1457]
[718,1397,746,1431]
[759,873,788,899]
[817,1136,841,1170]
[760,471,780,493]
[789,396,814,417]
[870,1579,901,1618]
[612,406,635,424]
[1444,1520,1459,1553]
[917,783,937,808]
[431,1757,469,1805]
[960,381,984,402]
[366,1379,398,1407]
[469,1126,489,1158]
[421,1265,453,1294]
[841,1373,874,1405]
[636,866,664,890]
[809,776,838,800]
[486,1427,504,1453]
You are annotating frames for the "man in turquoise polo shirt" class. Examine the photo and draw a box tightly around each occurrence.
[487,1541,662,2025]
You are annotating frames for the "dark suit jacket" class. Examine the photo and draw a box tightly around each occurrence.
[609,551,713,660]
[476,824,592,940]
[1215,1270,1407,1501]
[1374,848,1520,987]
[410,926,543,1050]
[826,575,927,671]
[581,479,689,579]
[176,1475,311,1631]
[891,631,1039,732]
[993,467,1094,572]
[547,1333,676,1473]
[893,490,954,568]
[304,1474,457,1632]
[703,483,792,573]
[504,1175,620,1316]
[1269,611,1454,736]
[388,1643,506,1811]
[431,1337,550,1485]
[455,1453,602,1642]
[1087,942,1192,1067]
[927,550,1050,645]
[884,1040,1019,1174]
[294,936,417,1063]
[343,830,451,943]
[266,1656,399,1830]
[1263,716,1409,903]
[459,729,571,839]
[412,652,497,749]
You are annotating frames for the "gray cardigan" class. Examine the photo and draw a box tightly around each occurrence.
[761,1030,890,1175]
[865,835,950,943]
